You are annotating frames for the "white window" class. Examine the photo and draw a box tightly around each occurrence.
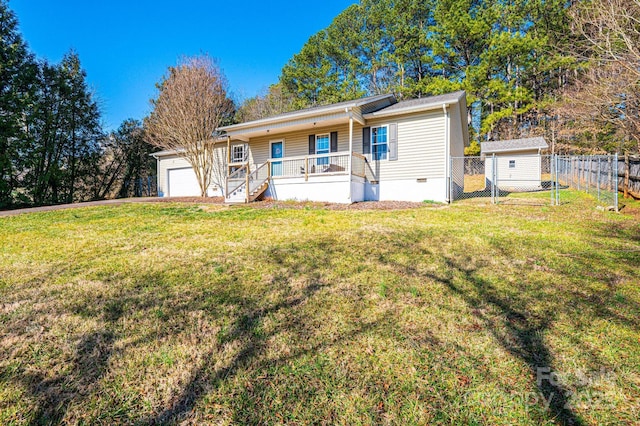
[232,144,246,163]
[509,160,516,168]
[371,126,388,160]
[316,134,330,165]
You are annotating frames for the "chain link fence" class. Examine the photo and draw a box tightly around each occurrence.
[450,154,618,210]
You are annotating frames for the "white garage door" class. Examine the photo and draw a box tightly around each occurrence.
[168,167,200,197]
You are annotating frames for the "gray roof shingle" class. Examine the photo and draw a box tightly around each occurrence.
[364,91,466,117]
[481,137,548,154]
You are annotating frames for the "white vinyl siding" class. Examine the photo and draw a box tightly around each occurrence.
[158,155,192,196]
[485,151,543,188]
[363,110,446,181]
[231,110,447,183]
[247,124,354,168]
[156,143,227,197]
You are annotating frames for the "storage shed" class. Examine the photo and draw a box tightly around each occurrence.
[481,137,549,190]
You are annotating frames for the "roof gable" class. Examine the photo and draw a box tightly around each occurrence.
[363,91,466,118]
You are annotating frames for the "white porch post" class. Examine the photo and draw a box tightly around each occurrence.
[347,108,354,202]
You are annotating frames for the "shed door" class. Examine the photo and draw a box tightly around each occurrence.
[168,167,200,197]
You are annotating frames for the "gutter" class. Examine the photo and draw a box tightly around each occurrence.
[220,93,394,133]
[481,147,549,155]
[363,93,463,120]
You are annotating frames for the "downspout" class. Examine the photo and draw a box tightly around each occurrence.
[226,136,231,176]
[226,135,231,198]
[443,103,450,202]
[347,107,354,202]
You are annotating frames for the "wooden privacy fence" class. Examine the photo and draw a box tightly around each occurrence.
[619,155,640,199]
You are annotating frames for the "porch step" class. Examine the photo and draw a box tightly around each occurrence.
[225,181,269,204]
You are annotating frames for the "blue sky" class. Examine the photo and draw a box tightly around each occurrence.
[9,0,355,130]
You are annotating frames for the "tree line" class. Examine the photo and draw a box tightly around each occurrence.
[3,0,638,207]
[238,0,640,156]
[0,0,156,209]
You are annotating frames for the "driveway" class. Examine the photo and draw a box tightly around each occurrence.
[0,198,159,217]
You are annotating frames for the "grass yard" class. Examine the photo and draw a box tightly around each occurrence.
[0,194,639,425]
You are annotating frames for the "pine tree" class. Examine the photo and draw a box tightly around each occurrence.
[22,53,102,205]
[0,0,37,207]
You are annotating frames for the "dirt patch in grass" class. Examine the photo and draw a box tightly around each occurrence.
[145,196,226,204]
[619,198,640,220]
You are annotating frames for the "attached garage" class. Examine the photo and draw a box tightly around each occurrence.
[167,167,201,197]
[153,151,223,198]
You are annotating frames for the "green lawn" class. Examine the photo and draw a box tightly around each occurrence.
[1,194,639,425]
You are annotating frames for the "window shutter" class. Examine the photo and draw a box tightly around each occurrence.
[330,131,338,152]
[362,127,370,154]
[308,134,315,155]
[389,123,398,161]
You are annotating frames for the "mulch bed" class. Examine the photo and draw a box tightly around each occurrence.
[146,196,438,211]
[249,199,436,211]
[145,196,226,204]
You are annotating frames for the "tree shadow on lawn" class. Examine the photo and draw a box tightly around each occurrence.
[144,237,410,424]
[10,223,637,424]
[375,228,639,426]
[5,236,407,424]
[6,306,120,425]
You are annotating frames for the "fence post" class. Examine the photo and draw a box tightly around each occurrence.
[491,154,496,204]
[578,156,582,191]
[614,153,619,212]
[449,156,453,203]
[550,155,555,206]
[624,153,629,198]
[245,164,250,203]
[554,154,560,206]
[587,155,599,194]
[597,157,601,202]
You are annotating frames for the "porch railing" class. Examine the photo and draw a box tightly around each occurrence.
[351,152,366,178]
[226,163,248,197]
[271,151,361,180]
[227,152,366,195]
[248,162,270,196]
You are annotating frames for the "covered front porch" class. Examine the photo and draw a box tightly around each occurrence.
[218,94,397,204]
[225,151,367,204]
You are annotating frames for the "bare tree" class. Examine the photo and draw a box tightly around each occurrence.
[559,0,640,153]
[145,55,234,196]
[235,83,296,122]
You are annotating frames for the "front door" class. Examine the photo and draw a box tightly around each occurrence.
[271,141,283,176]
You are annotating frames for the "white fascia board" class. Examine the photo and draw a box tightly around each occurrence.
[481,147,544,155]
[220,94,394,134]
[362,94,464,120]
[150,138,228,158]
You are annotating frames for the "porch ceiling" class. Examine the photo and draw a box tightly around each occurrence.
[223,111,365,142]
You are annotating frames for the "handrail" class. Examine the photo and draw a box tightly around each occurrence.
[226,163,248,197]
[226,152,364,198]
[248,162,270,195]
[351,152,366,178]
[272,151,351,163]
[228,163,247,180]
